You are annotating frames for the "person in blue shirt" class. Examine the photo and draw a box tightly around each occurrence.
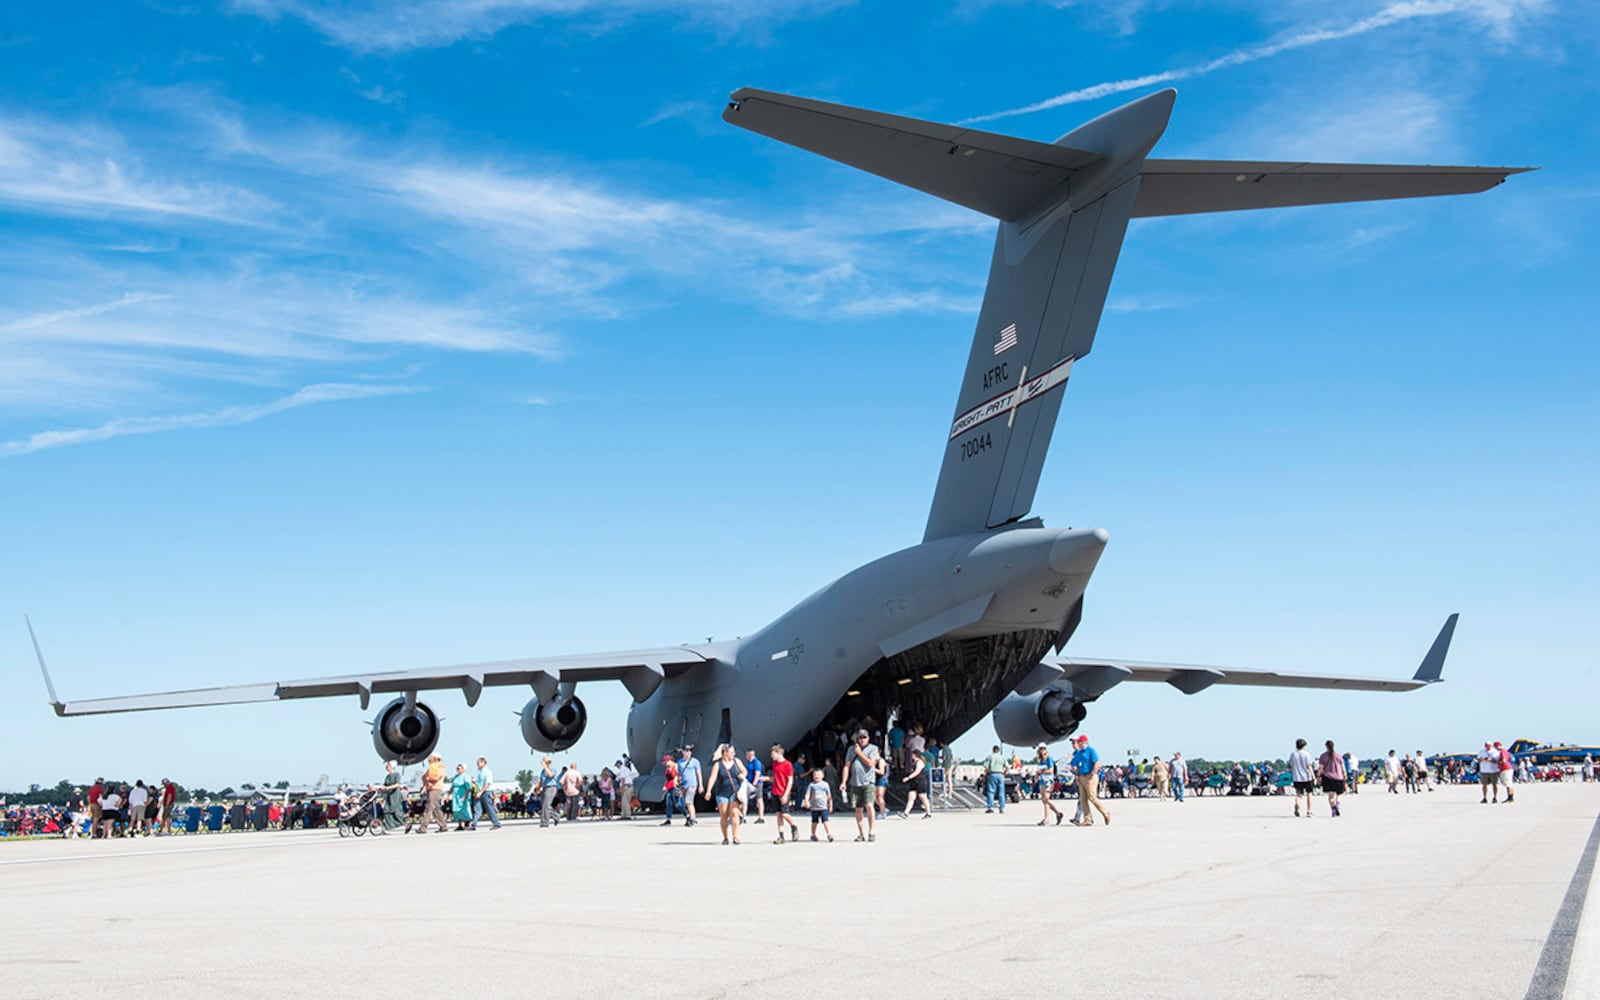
[678,747,703,828]
[471,756,502,830]
[1070,734,1110,827]
[1034,744,1064,826]
[743,747,765,824]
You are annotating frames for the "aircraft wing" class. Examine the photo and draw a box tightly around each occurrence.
[1042,614,1457,697]
[26,618,707,716]
[1134,160,1533,217]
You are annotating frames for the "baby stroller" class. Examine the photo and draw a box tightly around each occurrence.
[1226,768,1250,796]
[337,788,385,838]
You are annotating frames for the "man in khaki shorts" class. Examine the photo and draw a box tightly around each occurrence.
[1478,742,1500,803]
[843,729,880,843]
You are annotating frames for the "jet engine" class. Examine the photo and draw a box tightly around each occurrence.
[520,695,588,752]
[992,686,1087,747]
[371,697,441,765]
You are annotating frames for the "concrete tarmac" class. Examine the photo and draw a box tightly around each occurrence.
[3,781,1597,999]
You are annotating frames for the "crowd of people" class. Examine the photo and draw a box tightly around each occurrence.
[0,777,182,838]
[5,740,1593,840]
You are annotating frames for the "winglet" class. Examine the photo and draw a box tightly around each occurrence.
[1412,613,1458,683]
[25,615,66,716]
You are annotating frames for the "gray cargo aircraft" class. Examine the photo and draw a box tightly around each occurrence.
[30,88,1514,796]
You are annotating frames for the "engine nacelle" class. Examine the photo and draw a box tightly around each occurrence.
[992,686,1087,747]
[520,695,588,753]
[372,697,441,765]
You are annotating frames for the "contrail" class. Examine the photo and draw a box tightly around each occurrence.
[1,383,418,457]
[964,0,1516,124]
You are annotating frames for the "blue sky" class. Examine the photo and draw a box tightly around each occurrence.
[2,0,1595,789]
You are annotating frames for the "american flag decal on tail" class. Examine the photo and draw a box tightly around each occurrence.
[993,323,1018,355]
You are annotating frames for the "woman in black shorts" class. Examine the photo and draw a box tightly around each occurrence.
[1318,740,1347,818]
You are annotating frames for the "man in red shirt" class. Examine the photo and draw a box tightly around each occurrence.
[87,779,104,839]
[768,744,800,844]
[1496,741,1517,804]
[659,754,681,826]
[159,779,178,835]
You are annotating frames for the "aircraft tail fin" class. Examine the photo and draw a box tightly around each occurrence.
[723,89,1523,542]
[1412,613,1458,683]
[725,88,1175,541]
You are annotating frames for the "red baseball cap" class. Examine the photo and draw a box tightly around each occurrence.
[1493,741,1503,748]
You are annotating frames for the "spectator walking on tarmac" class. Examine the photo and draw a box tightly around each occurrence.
[472,757,502,830]
[844,729,881,842]
[705,743,747,845]
[1318,740,1346,818]
[874,754,891,821]
[1170,753,1188,803]
[1152,755,1171,801]
[660,754,681,826]
[537,755,561,828]
[678,747,703,828]
[743,748,766,825]
[412,754,450,834]
[1034,744,1064,826]
[983,745,1008,814]
[1402,752,1420,794]
[1385,750,1402,794]
[1415,751,1434,792]
[378,760,408,832]
[770,745,802,843]
[804,767,834,842]
[65,788,84,838]
[900,749,933,820]
[1288,739,1317,818]
[1344,751,1359,794]
[1070,735,1110,827]
[450,763,474,830]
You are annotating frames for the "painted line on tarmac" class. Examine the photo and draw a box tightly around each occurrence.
[1524,808,1600,1000]
[0,834,346,867]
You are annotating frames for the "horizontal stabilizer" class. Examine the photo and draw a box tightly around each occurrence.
[724,88,1101,222]
[1134,160,1532,217]
[1057,616,1459,695]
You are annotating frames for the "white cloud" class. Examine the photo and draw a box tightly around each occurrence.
[0,91,990,430]
[0,383,419,457]
[0,292,172,334]
[1106,293,1196,313]
[233,0,848,53]
[1222,89,1454,162]
[0,116,274,223]
[640,101,703,128]
[966,0,1549,124]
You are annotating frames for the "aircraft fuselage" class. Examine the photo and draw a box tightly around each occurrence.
[625,524,1106,784]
